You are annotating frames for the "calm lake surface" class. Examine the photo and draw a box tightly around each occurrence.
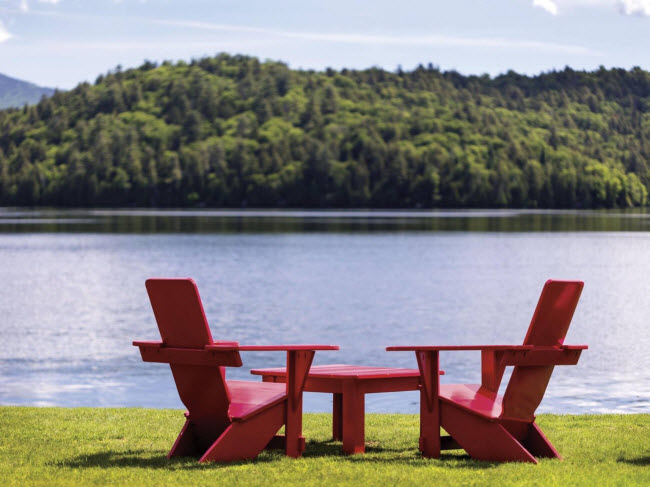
[0,209,648,414]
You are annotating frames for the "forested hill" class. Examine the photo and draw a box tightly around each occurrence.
[0,73,54,110]
[1,54,649,208]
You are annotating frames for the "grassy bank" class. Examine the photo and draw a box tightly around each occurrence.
[0,407,648,486]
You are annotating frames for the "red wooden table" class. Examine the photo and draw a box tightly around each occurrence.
[251,364,442,454]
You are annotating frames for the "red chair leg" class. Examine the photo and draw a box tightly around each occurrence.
[419,386,441,457]
[199,404,285,463]
[168,416,229,459]
[342,382,365,454]
[167,419,198,458]
[441,403,538,463]
[285,350,315,458]
[332,393,343,441]
[416,350,441,458]
[524,422,562,459]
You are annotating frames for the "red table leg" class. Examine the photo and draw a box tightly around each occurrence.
[332,393,343,441]
[342,381,365,454]
[416,350,440,458]
[285,350,315,458]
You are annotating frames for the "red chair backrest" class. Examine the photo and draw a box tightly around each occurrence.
[501,280,584,421]
[146,278,214,348]
[146,278,233,440]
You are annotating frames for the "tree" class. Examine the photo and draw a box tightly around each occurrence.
[0,54,648,209]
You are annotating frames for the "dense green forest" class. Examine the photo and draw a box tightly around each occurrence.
[1,54,649,208]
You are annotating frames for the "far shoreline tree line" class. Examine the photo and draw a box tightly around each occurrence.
[0,54,648,208]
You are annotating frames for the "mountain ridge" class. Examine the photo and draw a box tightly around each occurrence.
[0,73,55,109]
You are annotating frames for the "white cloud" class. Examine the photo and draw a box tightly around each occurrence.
[618,0,650,15]
[533,0,559,14]
[531,0,650,16]
[12,0,61,10]
[151,19,597,55]
[0,21,12,43]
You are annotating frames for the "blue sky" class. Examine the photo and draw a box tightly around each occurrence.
[0,0,649,89]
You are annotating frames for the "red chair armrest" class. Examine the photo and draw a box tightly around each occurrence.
[133,340,163,348]
[499,348,585,366]
[139,347,243,367]
[206,344,339,352]
[203,343,240,351]
[386,345,534,352]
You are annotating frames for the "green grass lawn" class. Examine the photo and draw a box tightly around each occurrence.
[1,407,648,486]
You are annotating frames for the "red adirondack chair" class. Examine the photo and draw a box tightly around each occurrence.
[133,278,338,462]
[387,279,588,463]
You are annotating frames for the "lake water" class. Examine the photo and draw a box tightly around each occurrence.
[0,209,648,415]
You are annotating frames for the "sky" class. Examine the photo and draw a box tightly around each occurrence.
[0,0,649,89]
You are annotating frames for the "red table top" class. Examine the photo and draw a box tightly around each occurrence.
[251,363,439,380]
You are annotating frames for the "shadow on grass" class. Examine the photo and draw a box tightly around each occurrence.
[342,452,502,469]
[47,449,277,470]
[301,440,401,458]
[51,443,502,471]
[617,456,650,466]
[301,441,501,469]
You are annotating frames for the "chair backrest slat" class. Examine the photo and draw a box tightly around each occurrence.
[146,278,214,348]
[501,280,583,421]
[145,278,233,428]
[522,280,584,347]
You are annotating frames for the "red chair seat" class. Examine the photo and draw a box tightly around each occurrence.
[439,384,503,419]
[227,380,287,421]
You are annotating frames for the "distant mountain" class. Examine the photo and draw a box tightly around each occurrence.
[0,73,55,109]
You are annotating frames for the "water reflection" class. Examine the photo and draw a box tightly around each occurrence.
[0,208,649,233]
[0,210,648,414]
